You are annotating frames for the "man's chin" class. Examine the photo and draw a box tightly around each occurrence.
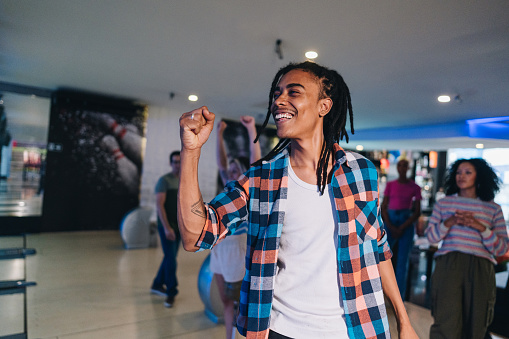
[276,129,288,139]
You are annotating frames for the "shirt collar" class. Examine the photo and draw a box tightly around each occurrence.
[333,143,350,168]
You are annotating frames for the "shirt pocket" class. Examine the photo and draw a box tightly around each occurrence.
[354,199,379,243]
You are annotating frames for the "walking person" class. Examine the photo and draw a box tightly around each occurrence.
[151,151,181,308]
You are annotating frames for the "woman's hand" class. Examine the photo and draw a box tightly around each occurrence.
[443,214,458,228]
[455,210,487,232]
[240,115,256,134]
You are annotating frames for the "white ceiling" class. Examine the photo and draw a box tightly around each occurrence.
[1,0,509,150]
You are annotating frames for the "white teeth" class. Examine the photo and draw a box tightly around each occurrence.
[275,113,293,120]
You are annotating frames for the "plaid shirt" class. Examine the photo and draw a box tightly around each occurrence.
[197,143,392,338]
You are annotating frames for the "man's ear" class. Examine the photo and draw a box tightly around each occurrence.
[318,98,333,117]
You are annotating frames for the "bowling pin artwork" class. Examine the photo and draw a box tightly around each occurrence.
[97,114,143,167]
[125,124,139,134]
[101,135,140,195]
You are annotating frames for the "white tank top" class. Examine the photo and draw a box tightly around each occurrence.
[269,162,348,338]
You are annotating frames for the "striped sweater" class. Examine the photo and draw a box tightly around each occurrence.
[426,195,509,263]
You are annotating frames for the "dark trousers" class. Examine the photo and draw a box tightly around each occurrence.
[152,225,180,297]
[430,252,496,339]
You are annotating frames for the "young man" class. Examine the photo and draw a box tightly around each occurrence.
[151,151,181,308]
[177,62,418,338]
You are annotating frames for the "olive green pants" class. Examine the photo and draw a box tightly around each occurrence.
[430,252,496,339]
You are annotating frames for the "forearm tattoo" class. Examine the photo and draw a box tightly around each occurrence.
[191,199,206,219]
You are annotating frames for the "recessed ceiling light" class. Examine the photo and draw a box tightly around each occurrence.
[305,51,318,59]
[188,94,198,102]
[476,143,484,149]
[438,95,451,103]
[356,145,364,151]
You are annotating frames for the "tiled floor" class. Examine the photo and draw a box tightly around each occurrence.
[0,231,437,339]
[1,231,226,339]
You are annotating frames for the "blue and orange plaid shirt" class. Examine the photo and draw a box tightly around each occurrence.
[197,143,393,338]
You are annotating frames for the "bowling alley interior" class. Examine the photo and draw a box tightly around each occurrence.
[1,2,509,338]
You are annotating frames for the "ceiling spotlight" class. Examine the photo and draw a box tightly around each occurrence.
[475,143,484,149]
[188,94,198,102]
[305,51,318,59]
[438,95,451,103]
[356,145,364,151]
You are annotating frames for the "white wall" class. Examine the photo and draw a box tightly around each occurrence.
[140,105,221,220]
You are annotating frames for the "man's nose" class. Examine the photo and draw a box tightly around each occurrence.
[274,93,288,106]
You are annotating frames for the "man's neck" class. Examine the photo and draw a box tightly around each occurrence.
[289,138,333,185]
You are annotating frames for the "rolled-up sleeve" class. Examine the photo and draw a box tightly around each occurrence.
[377,218,392,261]
[195,176,250,251]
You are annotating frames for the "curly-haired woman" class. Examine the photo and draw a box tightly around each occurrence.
[426,158,509,338]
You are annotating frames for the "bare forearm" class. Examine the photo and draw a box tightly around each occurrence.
[177,149,207,251]
[216,130,228,172]
[381,259,406,316]
[156,205,171,232]
[380,260,415,336]
[241,116,261,164]
[178,106,216,251]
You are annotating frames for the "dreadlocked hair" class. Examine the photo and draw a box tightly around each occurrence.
[253,61,354,194]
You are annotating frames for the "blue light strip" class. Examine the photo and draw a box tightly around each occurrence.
[353,116,509,141]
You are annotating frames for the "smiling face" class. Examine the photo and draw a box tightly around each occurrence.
[455,161,477,192]
[270,69,331,141]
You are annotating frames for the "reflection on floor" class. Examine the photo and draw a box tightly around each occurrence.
[0,231,436,339]
[0,169,42,217]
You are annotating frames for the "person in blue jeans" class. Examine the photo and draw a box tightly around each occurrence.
[151,151,181,308]
[381,158,422,300]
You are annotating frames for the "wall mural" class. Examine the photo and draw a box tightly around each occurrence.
[218,118,279,193]
[43,90,147,231]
